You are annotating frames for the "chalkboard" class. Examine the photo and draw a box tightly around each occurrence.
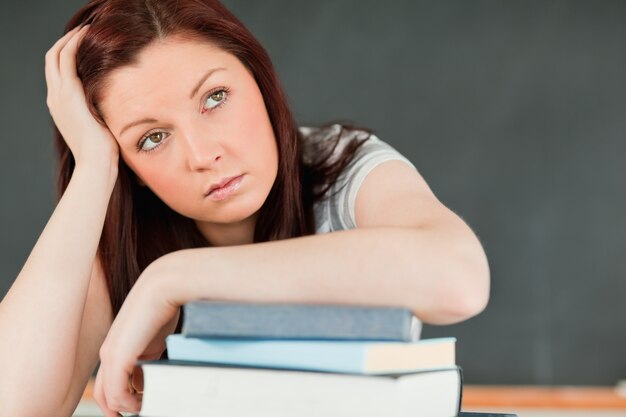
[1,0,625,385]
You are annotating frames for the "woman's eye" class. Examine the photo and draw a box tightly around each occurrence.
[203,89,227,110]
[139,131,167,151]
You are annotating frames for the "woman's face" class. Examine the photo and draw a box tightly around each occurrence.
[99,35,279,245]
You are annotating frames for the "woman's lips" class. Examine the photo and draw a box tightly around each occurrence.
[206,175,244,201]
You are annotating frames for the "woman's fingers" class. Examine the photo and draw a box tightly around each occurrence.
[93,367,118,417]
[107,361,142,413]
[94,361,140,416]
[59,25,89,82]
[98,336,142,415]
[43,23,120,165]
[45,25,89,112]
[44,25,82,88]
[131,364,145,394]
[102,364,142,414]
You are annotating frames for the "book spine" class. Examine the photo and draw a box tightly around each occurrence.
[166,335,366,373]
[182,302,421,341]
[165,335,455,375]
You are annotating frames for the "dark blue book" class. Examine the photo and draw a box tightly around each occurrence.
[182,301,422,341]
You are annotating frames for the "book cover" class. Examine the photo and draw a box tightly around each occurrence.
[182,301,422,341]
[138,360,462,417]
[166,334,455,374]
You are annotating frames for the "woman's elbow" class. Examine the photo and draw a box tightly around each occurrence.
[443,276,490,324]
[420,249,491,325]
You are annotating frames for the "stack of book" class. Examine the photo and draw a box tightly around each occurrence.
[136,301,462,417]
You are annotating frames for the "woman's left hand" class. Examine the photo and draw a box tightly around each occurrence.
[93,257,182,416]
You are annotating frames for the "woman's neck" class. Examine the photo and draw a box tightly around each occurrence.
[195,214,257,247]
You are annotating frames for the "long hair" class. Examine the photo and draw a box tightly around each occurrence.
[55,0,369,315]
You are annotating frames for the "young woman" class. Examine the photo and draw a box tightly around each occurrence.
[0,0,490,415]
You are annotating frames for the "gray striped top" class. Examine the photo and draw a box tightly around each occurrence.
[299,124,417,234]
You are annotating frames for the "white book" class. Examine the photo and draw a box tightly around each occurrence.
[138,361,462,417]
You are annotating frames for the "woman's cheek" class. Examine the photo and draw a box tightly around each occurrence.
[137,164,188,204]
[152,176,187,202]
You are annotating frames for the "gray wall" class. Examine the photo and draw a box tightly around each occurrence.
[1,1,625,385]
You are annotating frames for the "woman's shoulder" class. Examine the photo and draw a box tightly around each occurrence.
[301,123,416,233]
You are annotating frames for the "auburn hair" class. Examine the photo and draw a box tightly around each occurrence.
[55,0,369,316]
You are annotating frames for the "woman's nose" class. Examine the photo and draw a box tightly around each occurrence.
[180,128,223,171]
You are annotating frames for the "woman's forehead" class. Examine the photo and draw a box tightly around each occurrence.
[105,36,237,89]
[98,36,245,124]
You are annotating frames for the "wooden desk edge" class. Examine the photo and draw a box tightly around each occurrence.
[82,379,626,409]
[461,385,626,409]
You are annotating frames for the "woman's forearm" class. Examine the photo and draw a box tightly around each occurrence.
[0,162,117,414]
[162,225,490,325]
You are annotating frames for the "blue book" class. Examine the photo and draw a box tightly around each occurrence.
[181,301,422,341]
[166,334,456,374]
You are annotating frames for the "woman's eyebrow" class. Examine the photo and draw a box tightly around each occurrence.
[118,67,227,138]
[119,117,158,138]
[189,67,227,99]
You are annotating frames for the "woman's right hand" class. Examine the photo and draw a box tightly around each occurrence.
[45,25,119,168]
